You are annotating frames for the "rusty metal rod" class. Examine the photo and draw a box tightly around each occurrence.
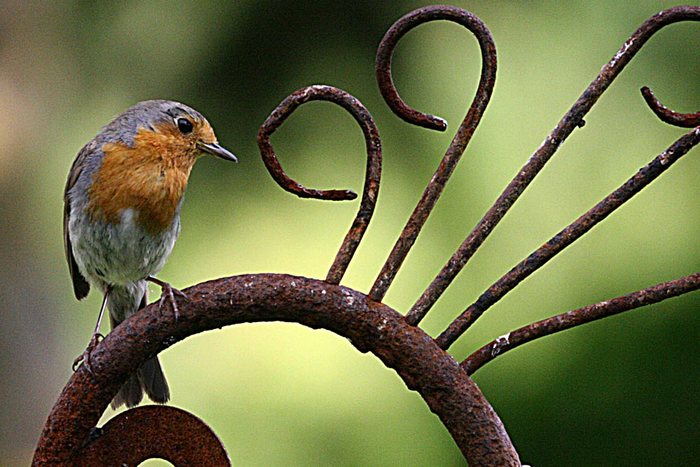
[369,5,497,302]
[462,272,700,375]
[34,274,520,466]
[641,86,700,128]
[407,6,700,326]
[436,126,700,349]
[258,85,382,285]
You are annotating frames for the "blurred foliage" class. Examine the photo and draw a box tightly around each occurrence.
[0,1,698,465]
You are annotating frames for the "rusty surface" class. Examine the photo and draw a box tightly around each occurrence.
[641,86,700,128]
[436,126,700,349]
[463,273,700,374]
[369,5,497,302]
[73,405,230,466]
[33,274,520,466]
[408,6,700,325]
[257,85,382,285]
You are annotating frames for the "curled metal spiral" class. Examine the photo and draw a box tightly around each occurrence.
[74,406,230,466]
[257,85,382,284]
[640,85,700,128]
[370,6,497,302]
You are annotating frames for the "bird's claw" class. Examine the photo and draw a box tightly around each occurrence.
[157,282,188,321]
[72,333,104,374]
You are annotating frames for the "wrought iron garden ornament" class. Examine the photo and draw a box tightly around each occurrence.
[34,5,698,466]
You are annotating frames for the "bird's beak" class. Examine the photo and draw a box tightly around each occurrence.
[197,141,238,162]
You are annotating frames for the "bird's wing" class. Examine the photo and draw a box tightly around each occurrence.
[64,144,92,300]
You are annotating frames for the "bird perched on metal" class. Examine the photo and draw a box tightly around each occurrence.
[63,100,237,408]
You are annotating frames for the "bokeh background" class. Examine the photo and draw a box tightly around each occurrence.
[1,1,698,465]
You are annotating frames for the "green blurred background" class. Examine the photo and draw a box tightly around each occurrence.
[1,1,698,465]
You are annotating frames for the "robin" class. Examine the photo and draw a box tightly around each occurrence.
[64,100,237,408]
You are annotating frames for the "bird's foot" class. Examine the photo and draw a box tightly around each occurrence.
[72,333,104,375]
[147,276,188,321]
[158,283,188,320]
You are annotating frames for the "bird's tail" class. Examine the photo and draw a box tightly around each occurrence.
[107,281,170,409]
[111,354,170,409]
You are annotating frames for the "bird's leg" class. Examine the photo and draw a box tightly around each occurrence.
[146,275,188,321]
[72,286,110,374]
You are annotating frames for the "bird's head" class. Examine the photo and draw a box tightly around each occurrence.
[119,100,237,165]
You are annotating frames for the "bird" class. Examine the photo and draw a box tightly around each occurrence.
[63,100,237,408]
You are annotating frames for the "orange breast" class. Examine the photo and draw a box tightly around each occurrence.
[86,127,197,235]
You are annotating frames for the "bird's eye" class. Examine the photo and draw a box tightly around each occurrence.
[176,118,193,134]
